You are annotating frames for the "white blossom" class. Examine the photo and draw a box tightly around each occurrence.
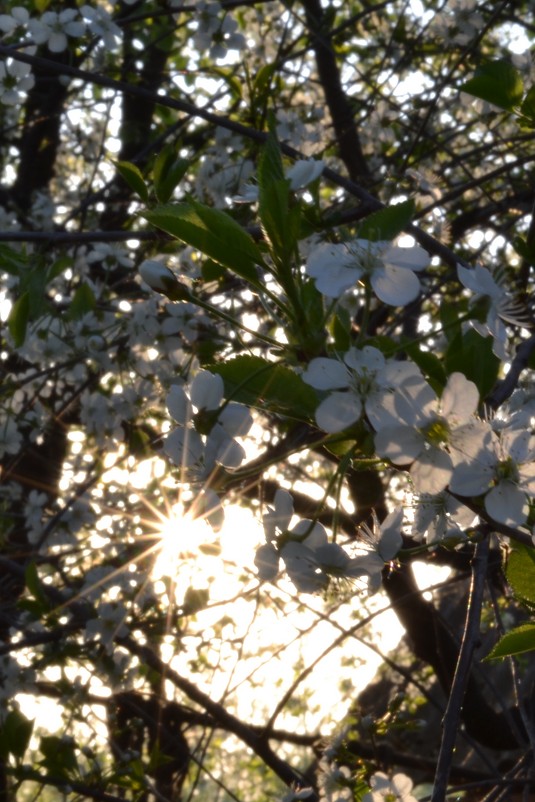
[255,491,376,593]
[375,372,485,494]
[0,58,34,106]
[302,346,426,433]
[412,491,476,543]
[458,264,528,359]
[306,238,429,305]
[80,5,122,50]
[139,260,178,293]
[0,6,30,35]
[233,158,324,203]
[362,771,418,802]
[0,414,22,458]
[28,9,84,52]
[164,372,253,473]
[450,427,535,528]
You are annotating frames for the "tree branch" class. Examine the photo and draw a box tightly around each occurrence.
[431,534,489,802]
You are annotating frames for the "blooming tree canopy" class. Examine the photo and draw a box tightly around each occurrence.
[1,2,535,802]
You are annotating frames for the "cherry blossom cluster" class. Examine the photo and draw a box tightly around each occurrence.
[0,5,124,53]
[164,369,253,480]
[255,489,403,594]
[304,353,535,533]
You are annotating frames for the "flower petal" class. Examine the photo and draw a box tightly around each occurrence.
[371,264,421,306]
[315,392,362,432]
[410,447,453,494]
[485,481,528,527]
[302,358,349,390]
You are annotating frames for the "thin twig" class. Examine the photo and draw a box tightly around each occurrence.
[431,533,490,802]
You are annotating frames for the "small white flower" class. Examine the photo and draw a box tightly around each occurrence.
[0,6,30,34]
[255,491,370,592]
[306,238,429,305]
[458,264,529,360]
[412,491,476,543]
[80,5,122,50]
[0,58,34,106]
[28,9,84,52]
[286,158,325,189]
[164,372,252,473]
[450,427,535,528]
[233,158,324,203]
[375,372,484,494]
[362,771,418,802]
[303,346,426,433]
[0,414,22,457]
[139,260,177,293]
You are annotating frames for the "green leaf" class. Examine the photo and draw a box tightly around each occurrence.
[440,299,463,342]
[22,562,52,617]
[330,310,351,353]
[253,64,276,98]
[507,544,535,609]
[257,127,284,189]
[258,178,295,263]
[401,338,448,391]
[520,86,535,127]
[358,199,415,242]
[143,202,265,284]
[210,355,317,416]
[153,147,190,203]
[0,244,28,276]
[256,130,301,269]
[114,160,149,203]
[182,586,210,615]
[8,291,30,347]
[445,328,500,398]
[484,623,535,660]
[513,235,535,267]
[39,735,79,778]
[460,60,524,112]
[68,282,96,320]
[0,709,34,760]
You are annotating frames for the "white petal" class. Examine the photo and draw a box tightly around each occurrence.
[302,357,349,390]
[164,427,203,467]
[375,426,424,463]
[219,403,253,436]
[371,264,421,306]
[503,428,532,463]
[315,542,350,570]
[255,544,280,580]
[263,489,294,539]
[315,392,362,432]
[290,520,328,549]
[449,460,495,496]
[286,158,324,189]
[190,370,224,410]
[410,447,452,494]
[344,345,385,372]
[441,372,479,422]
[305,242,353,277]
[166,385,190,424]
[213,434,245,468]
[312,264,362,297]
[383,245,430,271]
[450,420,495,464]
[378,508,404,560]
[485,482,528,527]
